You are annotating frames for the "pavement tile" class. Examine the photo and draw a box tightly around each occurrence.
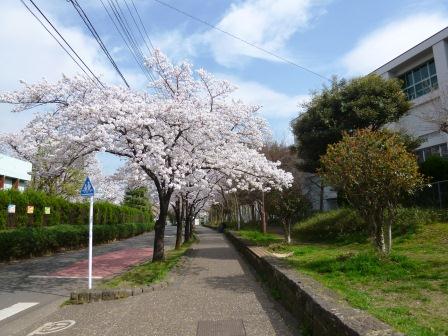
[16,227,301,336]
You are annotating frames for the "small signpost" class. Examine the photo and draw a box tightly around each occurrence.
[80,177,95,289]
[7,204,16,228]
[27,205,35,227]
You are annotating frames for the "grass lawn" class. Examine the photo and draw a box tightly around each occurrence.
[235,223,448,336]
[101,238,196,288]
[236,229,283,246]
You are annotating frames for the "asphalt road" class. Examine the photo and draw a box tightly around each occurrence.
[9,227,300,336]
[0,225,177,336]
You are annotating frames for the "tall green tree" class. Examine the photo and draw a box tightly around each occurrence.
[292,75,411,173]
[123,187,152,214]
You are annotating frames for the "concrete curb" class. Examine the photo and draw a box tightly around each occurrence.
[69,281,169,304]
[69,243,197,304]
[225,231,404,336]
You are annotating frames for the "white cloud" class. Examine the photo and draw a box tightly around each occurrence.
[204,0,325,66]
[342,12,448,75]
[152,0,326,67]
[151,30,199,62]
[0,1,147,134]
[228,77,308,119]
[216,73,307,143]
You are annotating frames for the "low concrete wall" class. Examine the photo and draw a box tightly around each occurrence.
[70,281,169,304]
[226,231,403,336]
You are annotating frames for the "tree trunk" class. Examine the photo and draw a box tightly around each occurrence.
[319,180,324,212]
[385,220,392,255]
[235,196,240,231]
[250,203,255,224]
[153,196,169,261]
[260,191,267,234]
[374,220,386,254]
[189,216,194,239]
[282,220,291,244]
[174,197,183,250]
[184,203,191,242]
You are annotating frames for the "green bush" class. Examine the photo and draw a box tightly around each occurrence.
[420,155,448,182]
[0,222,154,261]
[292,208,366,243]
[0,189,153,229]
[292,207,444,243]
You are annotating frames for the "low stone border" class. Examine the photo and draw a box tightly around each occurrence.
[70,281,169,304]
[225,231,403,336]
[201,224,218,230]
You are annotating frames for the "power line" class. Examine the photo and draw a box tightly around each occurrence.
[130,0,155,51]
[68,0,130,87]
[151,0,331,82]
[102,0,154,82]
[23,0,105,87]
[123,0,152,56]
[19,0,96,85]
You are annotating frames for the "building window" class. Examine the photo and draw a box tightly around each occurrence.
[400,59,438,100]
[416,143,448,162]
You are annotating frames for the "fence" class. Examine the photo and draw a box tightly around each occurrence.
[414,180,448,209]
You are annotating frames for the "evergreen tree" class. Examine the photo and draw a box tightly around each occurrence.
[123,187,152,213]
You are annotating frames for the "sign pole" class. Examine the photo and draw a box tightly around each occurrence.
[88,195,94,289]
[81,176,95,290]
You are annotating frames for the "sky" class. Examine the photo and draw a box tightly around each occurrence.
[1,0,448,174]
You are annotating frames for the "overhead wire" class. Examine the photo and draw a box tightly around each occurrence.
[21,0,105,88]
[68,0,131,87]
[123,0,152,56]
[104,0,154,82]
[151,0,332,82]
[19,0,94,84]
[130,0,155,51]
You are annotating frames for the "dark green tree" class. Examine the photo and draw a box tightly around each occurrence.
[292,75,411,173]
[123,187,152,213]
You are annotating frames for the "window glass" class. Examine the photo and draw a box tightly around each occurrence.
[421,64,429,78]
[429,61,436,75]
[400,59,438,100]
[441,144,448,157]
[413,67,422,82]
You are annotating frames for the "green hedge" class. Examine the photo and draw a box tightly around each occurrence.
[292,207,445,244]
[0,189,153,229]
[0,222,154,261]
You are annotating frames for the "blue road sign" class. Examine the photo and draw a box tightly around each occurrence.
[80,177,95,197]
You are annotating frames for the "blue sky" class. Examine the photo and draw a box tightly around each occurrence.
[1,0,448,174]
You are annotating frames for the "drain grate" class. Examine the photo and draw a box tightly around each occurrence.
[196,319,246,336]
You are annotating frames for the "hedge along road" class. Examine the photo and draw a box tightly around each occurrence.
[0,225,177,336]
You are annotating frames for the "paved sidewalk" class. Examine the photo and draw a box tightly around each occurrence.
[16,226,300,336]
[0,226,177,336]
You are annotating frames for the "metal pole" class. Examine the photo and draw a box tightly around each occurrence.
[88,195,94,289]
[437,181,442,209]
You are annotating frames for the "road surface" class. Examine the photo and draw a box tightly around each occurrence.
[0,225,177,336]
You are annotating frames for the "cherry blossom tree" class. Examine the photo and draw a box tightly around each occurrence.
[1,50,292,261]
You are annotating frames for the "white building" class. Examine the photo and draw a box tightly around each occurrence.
[373,26,448,161]
[300,27,448,211]
[0,154,32,191]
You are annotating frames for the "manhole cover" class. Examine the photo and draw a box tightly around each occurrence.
[27,320,76,335]
[196,319,246,336]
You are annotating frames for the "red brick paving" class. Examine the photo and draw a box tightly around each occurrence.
[52,247,153,278]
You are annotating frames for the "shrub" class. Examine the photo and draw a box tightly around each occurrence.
[292,207,443,244]
[420,155,448,182]
[292,208,366,243]
[0,222,154,261]
[320,129,425,254]
[0,189,153,229]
